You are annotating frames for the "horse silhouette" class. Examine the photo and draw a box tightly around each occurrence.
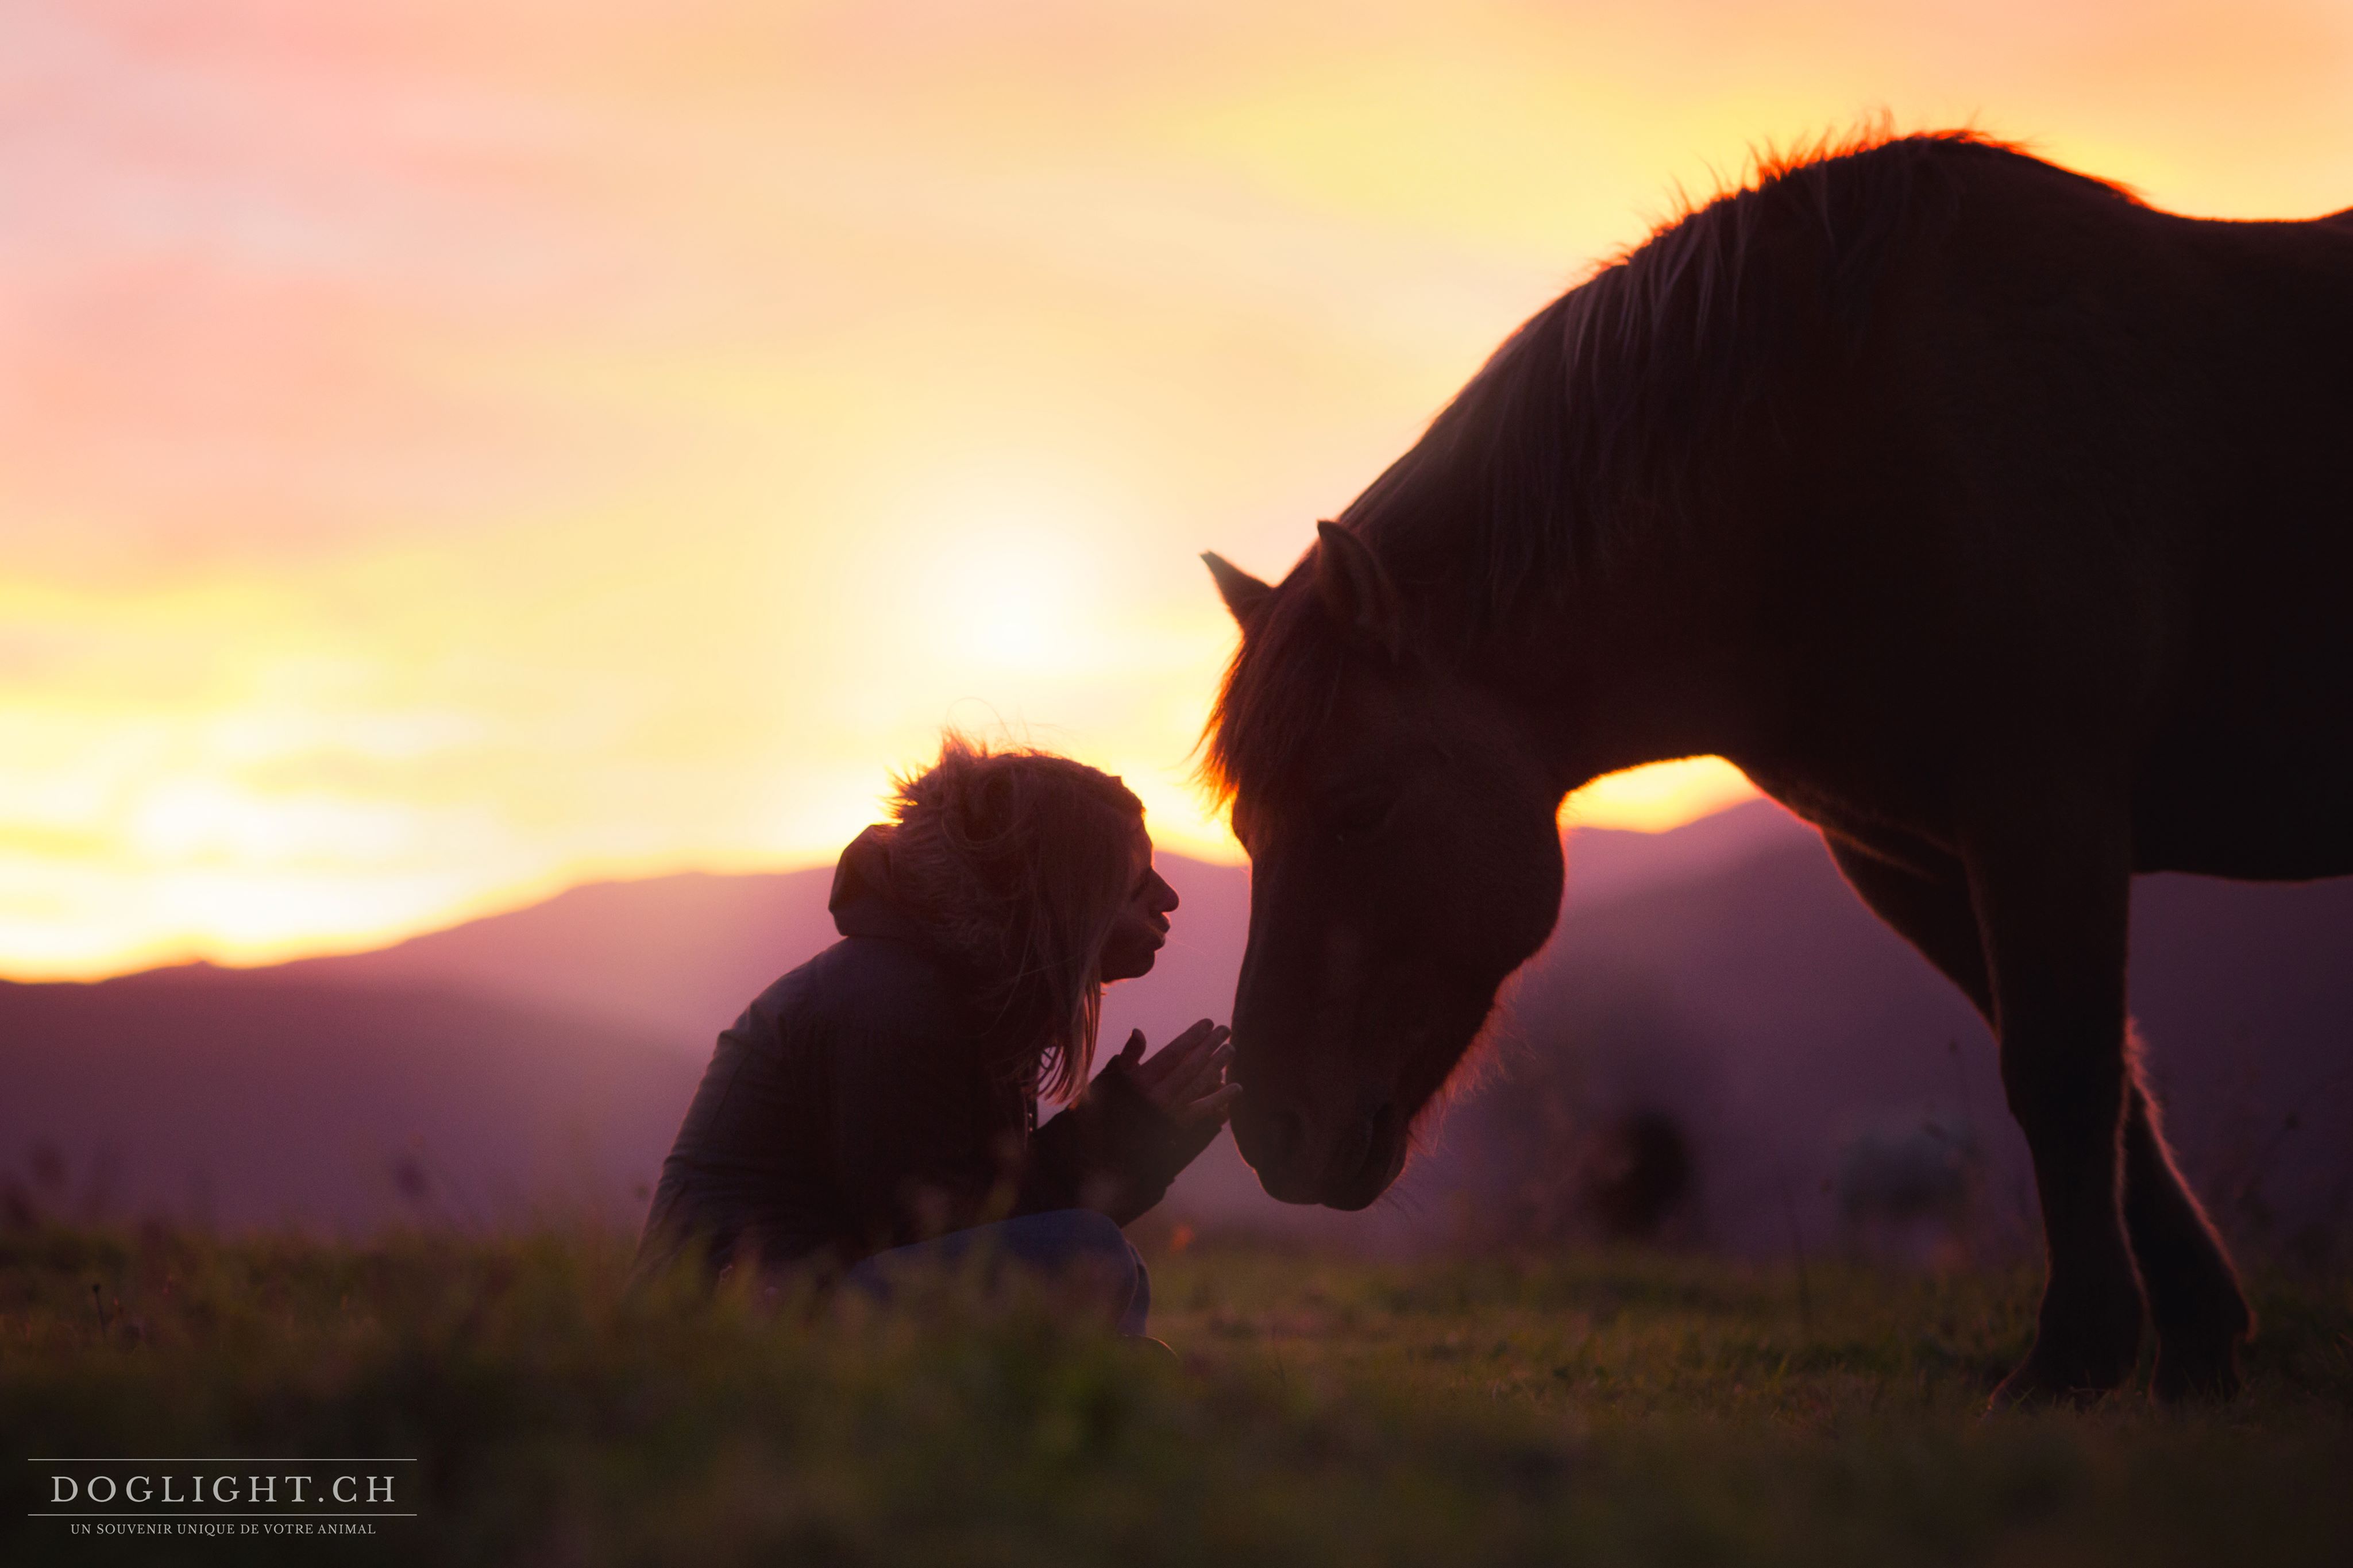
[1199,131,2353,1405]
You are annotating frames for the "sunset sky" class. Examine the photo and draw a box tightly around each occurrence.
[5,1,2350,978]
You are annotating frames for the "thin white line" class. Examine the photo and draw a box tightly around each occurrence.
[27,1459,419,1463]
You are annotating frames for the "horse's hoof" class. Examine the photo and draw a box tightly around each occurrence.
[2151,1344,2243,1404]
[1985,1372,2090,1413]
[1984,1349,2134,1413]
[2147,1291,2252,1405]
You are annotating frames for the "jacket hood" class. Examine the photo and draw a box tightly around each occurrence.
[827,825,936,950]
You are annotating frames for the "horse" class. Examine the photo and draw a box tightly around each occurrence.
[1197,130,2353,1406]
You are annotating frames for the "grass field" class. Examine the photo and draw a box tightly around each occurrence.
[4,1223,2350,1566]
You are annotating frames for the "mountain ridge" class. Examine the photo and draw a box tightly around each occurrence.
[5,798,2345,1260]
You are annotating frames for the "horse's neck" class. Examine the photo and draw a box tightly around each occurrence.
[1435,554,1761,797]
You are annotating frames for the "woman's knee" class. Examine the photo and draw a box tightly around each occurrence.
[1042,1207,1132,1259]
[1004,1210,1142,1303]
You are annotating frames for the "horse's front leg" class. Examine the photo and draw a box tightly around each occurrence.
[1965,792,2144,1406]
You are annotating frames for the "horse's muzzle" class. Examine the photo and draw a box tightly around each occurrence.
[1235,1097,1406,1210]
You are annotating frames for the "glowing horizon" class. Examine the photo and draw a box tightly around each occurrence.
[5,1,2350,980]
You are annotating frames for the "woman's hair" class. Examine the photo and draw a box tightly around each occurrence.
[885,736,1146,1102]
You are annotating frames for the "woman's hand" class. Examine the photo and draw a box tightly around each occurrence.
[1116,1019,1240,1128]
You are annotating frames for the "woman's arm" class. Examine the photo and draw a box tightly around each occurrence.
[830,1009,1036,1252]
[1027,1022,1238,1226]
[831,1016,1239,1247]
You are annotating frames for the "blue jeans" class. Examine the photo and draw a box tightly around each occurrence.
[843,1209,1151,1337]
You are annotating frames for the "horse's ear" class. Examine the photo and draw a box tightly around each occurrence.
[1314,520,1402,659]
[1202,551,1273,629]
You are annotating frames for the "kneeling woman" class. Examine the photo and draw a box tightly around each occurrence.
[637,739,1237,1334]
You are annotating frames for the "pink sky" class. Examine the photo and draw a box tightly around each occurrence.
[4,1,2350,976]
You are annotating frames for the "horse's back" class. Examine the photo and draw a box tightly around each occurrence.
[1820,156,2353,879]
[1919,160,2353,507]
[2124,207,2353,878]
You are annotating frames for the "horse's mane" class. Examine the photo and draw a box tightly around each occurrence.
[1202,129,2139,804]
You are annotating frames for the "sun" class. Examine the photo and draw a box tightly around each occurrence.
[924,534,1089,671]
[896,464,1114,675]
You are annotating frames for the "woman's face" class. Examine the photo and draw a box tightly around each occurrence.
[1099,821,1178,982]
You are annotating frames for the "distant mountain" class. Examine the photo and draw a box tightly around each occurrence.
[257,799,1800,1053]
[3,799,2346,1264]
[0,968,683,1231]
[275,867,848,1052]
[0,806,1794,1238]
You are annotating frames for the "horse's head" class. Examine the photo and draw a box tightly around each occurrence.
[1202,524,1565,1208]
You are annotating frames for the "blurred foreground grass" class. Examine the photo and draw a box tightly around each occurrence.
[3,1223,2350,1566]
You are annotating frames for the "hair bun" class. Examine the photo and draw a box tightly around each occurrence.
[961,767,1018,848]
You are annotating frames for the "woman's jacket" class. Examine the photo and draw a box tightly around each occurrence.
[638,827,1213,1275]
